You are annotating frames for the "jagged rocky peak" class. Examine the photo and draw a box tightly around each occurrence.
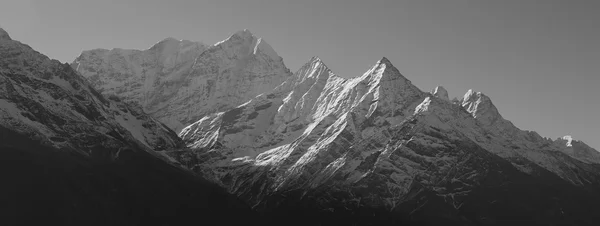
[357,57,424,105]
[301,56,331,75]
[374,57,394,71]
[307,55,323,64]
[174,53,600,225]
[431,85,449,101]
[300,56,331,72]
[379,56,392,65]
[462,89,481,102]
[461,89,494,110]
[460,89,502,125]
[271,55,335,96]
[365,57,414,83]
[0,27,11,40]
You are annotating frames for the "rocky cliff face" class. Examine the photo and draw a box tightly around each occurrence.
[0,28,182,160]
[175,56,600,225]
[72,29,292,133]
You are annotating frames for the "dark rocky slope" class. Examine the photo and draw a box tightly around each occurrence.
[0,126,259,226]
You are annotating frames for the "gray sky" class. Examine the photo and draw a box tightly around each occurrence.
[1,0,598,149]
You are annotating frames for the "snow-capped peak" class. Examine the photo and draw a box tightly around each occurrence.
[0,27,11,40]
[561,135,574,147]
[282,56,333,87]
[366,57,405,79]
[376,57,408,79]
[305,56,327,69]
[309,56,322,62]
[461,89,502,126]
[357,57,422,99]
[462,89,490,106]
[431,86,449,101]
[462,89,477,101]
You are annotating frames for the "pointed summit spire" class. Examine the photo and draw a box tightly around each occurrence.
[379,57,392,65]
[461,89,502,125]
[298,56,327,71]
[298,56,331,76]
[366,57,413,83]
[309,56,322,63]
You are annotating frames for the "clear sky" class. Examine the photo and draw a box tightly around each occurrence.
[1,0,598,149]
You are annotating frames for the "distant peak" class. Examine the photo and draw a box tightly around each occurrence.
[431,86,449,101]
[464,89,476,98]
[368,57,411,82]
[233,29,254,38]
[463,89,490,102]
[301,56,329,71]
[0,27,11,40]
[461,89,502,125]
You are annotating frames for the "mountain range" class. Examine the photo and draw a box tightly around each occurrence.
[72,29,291,133]
[0,27,260,226]
[2,27,600,225]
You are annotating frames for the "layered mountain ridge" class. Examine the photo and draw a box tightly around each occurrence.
[72,29,292,133]
[172,55,600,225]
[0,29,182,159]
[0,27,264,226]
[7,26,597,225]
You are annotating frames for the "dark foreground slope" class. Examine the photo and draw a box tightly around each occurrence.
[0,126,259,226]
